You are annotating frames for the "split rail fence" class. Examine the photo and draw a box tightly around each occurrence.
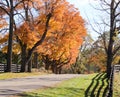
[0,64,21,73]
[107,65,120,97]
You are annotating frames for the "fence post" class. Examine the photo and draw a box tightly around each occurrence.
[107,66,114,97]
[17,64,18,72]
[4,63,6,72]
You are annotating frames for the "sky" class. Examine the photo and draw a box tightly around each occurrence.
[67,0,101,40]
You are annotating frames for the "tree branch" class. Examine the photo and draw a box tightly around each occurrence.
[0,6,9,15]
[5,0,10,7]
[114,1,120,11]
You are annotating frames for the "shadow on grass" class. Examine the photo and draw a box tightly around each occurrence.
[18,87,85,97]
[85,73,109,97]
[17,73,109,97]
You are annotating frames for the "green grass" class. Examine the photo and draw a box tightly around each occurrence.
[0,72,47,80]
[17,73,109,97]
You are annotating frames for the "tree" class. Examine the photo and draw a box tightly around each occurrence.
[88,49,106,72]
[15,0,64,72]
[0,0,15,72]
[14,0,42,72]
[71,35,94,74]
[36,2,86,74]
[90,0,120,78]
[0,0,86,73]
[0,0,66,72]
[0,0,28,72]
[106,0,120,78]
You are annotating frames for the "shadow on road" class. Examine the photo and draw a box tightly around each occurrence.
[85,73,109,97]
[14,73,109,97]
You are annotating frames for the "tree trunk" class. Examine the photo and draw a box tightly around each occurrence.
[21,13,52,72]
[51,64,55,73]
[28,59,32,72]
[106,57,112,78]
[33,52,38,68]
[20,44,28,72]
[58,66,62,74]
[43,55,50,70]
[106,0,115,79]
[106,42,113,78]
[51,64,58,74]
[55,66,58,74]
[45,64,50,70]
[6,0,14,72]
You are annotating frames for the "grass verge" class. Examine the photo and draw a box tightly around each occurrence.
[16,73,109,97]
[0,72,47,80]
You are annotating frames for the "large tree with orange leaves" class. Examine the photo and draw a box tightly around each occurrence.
[15,0,71,72]
[36,2,86,73]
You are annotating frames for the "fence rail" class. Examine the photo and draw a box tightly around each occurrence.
[114,65,120,72]
[0,64,21,73]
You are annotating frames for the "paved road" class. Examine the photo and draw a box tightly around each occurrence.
[0,74,81,97]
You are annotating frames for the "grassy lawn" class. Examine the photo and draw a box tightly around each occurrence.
[0,72,47,80]
[17,73,109,97]
[1,72,119,97]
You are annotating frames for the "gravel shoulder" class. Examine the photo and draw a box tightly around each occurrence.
[0,74,81,97]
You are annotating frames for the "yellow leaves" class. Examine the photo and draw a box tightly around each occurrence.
[0,34,9,44]
[113,56,120,64]
[88,51,106,72]
[0,18,8,28]
[15,22,39,49]
[48,19,62,33]
[1,46,8,53]
[1,43,21,54]
[12,44,21,54]
[36,0,87,66]
[16,0,42,10]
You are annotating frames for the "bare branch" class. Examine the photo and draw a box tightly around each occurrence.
[101,33,108,54]
[89,1,110,14]
[14,10,26,21]
[14,0,28,9]
[114,1,120,11]
[5,0,10,7]
[115,12,120,18]
[0,28,9,33]
[0,6,9,15]
[0,2,8,7]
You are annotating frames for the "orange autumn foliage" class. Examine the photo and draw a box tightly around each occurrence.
[88,51,106,72]
[37,1,86,68]
[15,22,39,49]
[11,0,86,71]
[0,18,8,28]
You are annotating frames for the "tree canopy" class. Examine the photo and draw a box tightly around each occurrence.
[0,0,86,73]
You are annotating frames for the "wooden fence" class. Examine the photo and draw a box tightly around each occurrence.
[114,65,120,72]
[107,65,120,97]
[0,64,21,73]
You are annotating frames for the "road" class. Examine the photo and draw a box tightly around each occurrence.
[0,74,81,97]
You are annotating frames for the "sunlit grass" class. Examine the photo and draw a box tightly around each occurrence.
[1,72,118,97]
[16,73,109,97]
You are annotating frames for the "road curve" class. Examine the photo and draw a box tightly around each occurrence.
[0,74,81,97]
